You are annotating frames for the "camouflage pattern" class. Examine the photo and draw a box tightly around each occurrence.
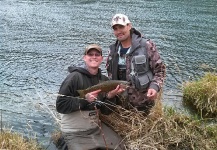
[106,28,166,108]
[145,39,166,90]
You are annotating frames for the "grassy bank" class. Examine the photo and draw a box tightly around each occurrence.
[101,103,217,149]
[101,73,217,149]
[0,129,42,150]
[3,73,216,150]
[183,72,217,118]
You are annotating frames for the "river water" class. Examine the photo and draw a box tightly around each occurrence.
[0,0,216,149]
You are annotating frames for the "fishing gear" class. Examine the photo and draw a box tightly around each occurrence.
[86,101,104,110]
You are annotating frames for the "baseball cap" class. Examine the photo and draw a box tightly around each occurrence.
[84,44,102,55]
[111,14,131,27]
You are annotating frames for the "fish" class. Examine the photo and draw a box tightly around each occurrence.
[77,80,129,98]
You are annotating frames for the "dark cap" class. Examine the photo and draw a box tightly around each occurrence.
[84,44,102,55]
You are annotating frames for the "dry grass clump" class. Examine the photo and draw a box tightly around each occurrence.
[0,130,42,150]
[51,130,62,146]
[100,93,217,150]
[183,72,217,118]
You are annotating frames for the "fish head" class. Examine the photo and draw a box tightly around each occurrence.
[118,81,130,89]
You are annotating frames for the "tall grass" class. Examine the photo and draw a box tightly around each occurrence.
[0,129,42,150]
[100,104,217,150]
[100,88,217,150]
[183,72,217,118]
[48,74,217,149]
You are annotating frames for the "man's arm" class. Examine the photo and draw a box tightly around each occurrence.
[146,40,166,92]
[56,74,89,114]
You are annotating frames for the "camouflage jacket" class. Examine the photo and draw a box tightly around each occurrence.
[106,28,166,107]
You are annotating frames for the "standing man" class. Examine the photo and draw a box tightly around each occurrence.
[106,14,166,114]
[56,44,126,150]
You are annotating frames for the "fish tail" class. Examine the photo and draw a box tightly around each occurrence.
[77,90,85,98]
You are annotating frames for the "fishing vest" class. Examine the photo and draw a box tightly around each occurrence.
[107,38,155,106]
[125,38,155,107]
[128,38,153,91]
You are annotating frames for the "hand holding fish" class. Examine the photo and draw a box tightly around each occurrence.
[77,80,129,98]
[85,89,101,103]
[106,84,126,99]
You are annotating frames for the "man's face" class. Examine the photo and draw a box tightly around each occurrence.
[112,24,131,42]
[83,49,103,68]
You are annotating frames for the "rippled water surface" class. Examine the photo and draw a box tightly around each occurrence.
[0,0,216,149]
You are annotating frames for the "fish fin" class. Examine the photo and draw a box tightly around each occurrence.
[77,90,85,98]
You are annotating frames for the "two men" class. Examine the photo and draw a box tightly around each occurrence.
[56,13,166,150]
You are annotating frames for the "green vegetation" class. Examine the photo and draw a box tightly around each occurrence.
[183,72,217,118]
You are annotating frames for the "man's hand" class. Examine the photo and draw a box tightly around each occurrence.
[147,88,157,100]
[106,85,126,99]
[85,89,101,103]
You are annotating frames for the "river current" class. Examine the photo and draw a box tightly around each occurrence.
[0,0,216,149]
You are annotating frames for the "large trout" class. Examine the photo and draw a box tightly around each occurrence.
[77,80,129,98]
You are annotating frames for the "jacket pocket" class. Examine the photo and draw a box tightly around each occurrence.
[132,55,147,74]
[132,70,153,90]
[131,55,153,90]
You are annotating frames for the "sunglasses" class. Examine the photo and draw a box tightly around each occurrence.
[86,53,101,57]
